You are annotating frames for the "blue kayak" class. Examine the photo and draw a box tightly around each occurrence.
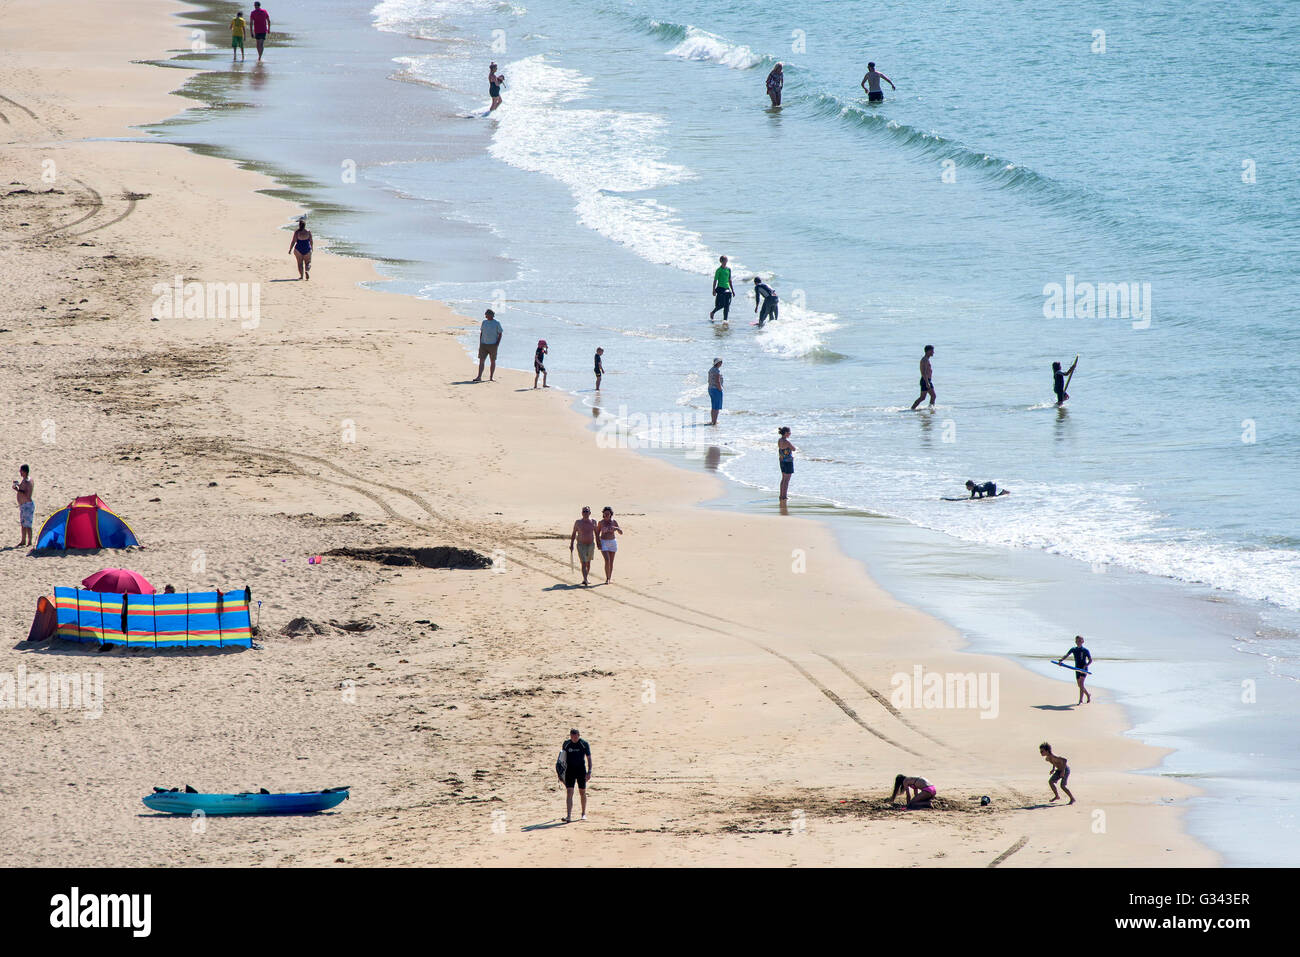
[142,787,349,815]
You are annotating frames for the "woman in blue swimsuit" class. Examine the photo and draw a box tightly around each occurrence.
[289,217,312,280]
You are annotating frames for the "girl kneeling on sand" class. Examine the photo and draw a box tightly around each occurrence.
[891,774,937,809]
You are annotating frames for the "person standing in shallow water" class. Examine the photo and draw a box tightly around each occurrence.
[766,62,784,106]
[488,62,504,112]
[777,427,796,501]
[710,255,735,322]
[289,218,312,280]
[707,358,723,426]
[861,61,895,103]
[910,345,935,410]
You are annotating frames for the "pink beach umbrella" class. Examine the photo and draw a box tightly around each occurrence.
[81,568,155,595]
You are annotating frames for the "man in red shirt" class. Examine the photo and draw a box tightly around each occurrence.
[249,2,271,60]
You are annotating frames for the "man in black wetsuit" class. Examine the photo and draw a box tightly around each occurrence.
[1057,635,1092,704]
[556,728,593,822]
[753,276,779,326]
[965,480,1000,499]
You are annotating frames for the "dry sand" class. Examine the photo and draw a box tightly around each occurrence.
[0,0,1215,866]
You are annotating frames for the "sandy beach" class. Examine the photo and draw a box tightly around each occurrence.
[0,0,1216,867]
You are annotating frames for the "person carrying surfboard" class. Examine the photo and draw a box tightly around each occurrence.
[1056,635,1092,704]
[556,728,593,822]
[1053,357,1078,407]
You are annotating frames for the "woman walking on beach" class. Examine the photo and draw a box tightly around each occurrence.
[289,218,312,280]
[778,427,796,501]
[597,507,623,584]
[890,774,936,809]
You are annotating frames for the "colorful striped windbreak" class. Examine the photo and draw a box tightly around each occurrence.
[53,587,253,648]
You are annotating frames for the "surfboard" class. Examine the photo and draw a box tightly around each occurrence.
[555,751,566,778]
[1063,355,1079,393]
[1053,660,1090,675]
[941,491,1010,501]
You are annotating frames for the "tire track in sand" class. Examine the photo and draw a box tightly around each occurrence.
[219,442,926,758]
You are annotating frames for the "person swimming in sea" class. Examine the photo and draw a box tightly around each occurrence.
[861,61,896,103]
[965,480,1007,499]
[1053,357,1078,406]
[289,217,312,280]
[489,62,504,112]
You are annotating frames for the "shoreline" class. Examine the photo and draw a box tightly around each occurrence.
[0,0,1216,866]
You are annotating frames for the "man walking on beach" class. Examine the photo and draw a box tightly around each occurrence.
[569,506,598,586]
[910,345,936,410]
[14,464,33,547]
[707,358,724,426]
[250,2,271,61]
[557,728,592,821]
[753,276,779,327]
[861,61,896,103]
[1057,635,1092,704]
[230,10,247,62]
[473,308,503,382]
[710,255,735,322]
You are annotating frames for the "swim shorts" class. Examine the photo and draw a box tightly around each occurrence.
[920,377,932,391]
[600,538,617,553]
[714,289,732,310]
[490,84,501,98]
[534,361,545,373]
[19,501,35,528]
[478,342,499,360]
[564,763,587,789]
[708,386,723,411]
[1049,767,1070,785]
[254,32,268,40]
[868,90,884,103]
[232,36,244,48]
[576,542,594,562]
[780,461,794,476]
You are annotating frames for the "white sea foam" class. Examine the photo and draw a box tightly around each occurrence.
[665,27,764,70]
[372,0,522,34]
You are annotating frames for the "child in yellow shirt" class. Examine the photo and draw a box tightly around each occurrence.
[231,12,247,61]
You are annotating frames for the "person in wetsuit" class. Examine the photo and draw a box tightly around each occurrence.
[1056,634,1092,704]
[754,276,779,326]
[1053,357,1078,406]
[965,480,1001,498]
[556,728,593,822]
[766,62,784,106]
[593,347,604,390]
